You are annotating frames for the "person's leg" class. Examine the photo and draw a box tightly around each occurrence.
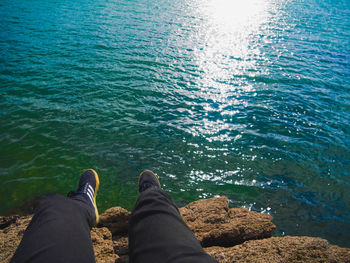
[11,169,99,263]
[129,170,218,263]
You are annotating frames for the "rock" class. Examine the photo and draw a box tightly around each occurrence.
[1,196,350,263]
[180,196,275,247]
[0,215,32,263]
[98,207,130,235]
[113,235,129,255]
[205,236,350,263]
[91,227,119,263]
[330,245,350,263]
[0,215,21,229]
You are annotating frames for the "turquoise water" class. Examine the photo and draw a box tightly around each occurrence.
[1,0,350,247]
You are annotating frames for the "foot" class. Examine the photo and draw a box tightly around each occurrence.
[138,170,161,193]
[68,169,100,224]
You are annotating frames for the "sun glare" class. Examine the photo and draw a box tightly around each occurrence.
[180,0,274,141]
[208,0,268,31]
[189,0,272,91]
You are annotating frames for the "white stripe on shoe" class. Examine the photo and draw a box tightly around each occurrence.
[87,187,94,198]
[86,185,95,206]
[88,185,95,197]
[86,192,94,206]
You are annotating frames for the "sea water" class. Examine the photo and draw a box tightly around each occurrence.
[0,0,349,247]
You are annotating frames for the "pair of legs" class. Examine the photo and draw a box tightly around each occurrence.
[11,170,217,263]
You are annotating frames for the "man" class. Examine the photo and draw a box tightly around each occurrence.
[11,169,218,263]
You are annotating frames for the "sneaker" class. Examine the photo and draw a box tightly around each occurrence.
[69,169,100,224]
[138,170,161,193]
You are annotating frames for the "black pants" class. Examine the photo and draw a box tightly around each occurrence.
[11,188,218,263]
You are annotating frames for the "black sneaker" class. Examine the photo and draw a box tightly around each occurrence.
[68,169,100,224]
[138,170,161,193]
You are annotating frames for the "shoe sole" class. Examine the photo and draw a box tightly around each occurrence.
[138,169,161,192]
[84,169,100,225]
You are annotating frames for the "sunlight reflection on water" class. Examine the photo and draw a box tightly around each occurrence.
[178,0,280,143]
[195,0,272,77]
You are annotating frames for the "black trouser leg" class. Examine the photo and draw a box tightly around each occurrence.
[11,194,96,263]
[129,188,218,263]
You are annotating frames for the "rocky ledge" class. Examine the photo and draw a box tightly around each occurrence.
[1,196,349,263]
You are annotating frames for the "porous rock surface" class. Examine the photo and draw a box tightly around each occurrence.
[91,227,119,263]
[98,207,130,235]
[179,196,276,247]
[205,236,350,263]
[1,196,350,263]
[0,215,32,263]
